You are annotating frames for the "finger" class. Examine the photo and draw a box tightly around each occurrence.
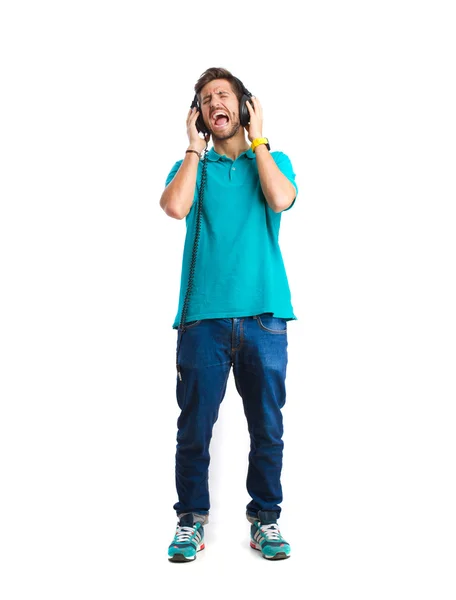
[252,97,262,112]
[251,104,262,120]
[187,107,196,122]
[248,98,258,111]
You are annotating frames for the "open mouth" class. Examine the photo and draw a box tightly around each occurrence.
[212,111,230,130]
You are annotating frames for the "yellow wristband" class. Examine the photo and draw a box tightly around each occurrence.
[251,137,270,153]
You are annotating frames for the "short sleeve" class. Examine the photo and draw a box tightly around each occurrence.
[164,158,200,216]
[271,151,298,212]
[165,160,183,187]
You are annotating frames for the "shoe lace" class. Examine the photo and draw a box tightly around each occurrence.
[174,524,198,543]
[259,523,281,541]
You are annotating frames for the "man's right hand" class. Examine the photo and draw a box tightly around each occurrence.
[187,107,210,153]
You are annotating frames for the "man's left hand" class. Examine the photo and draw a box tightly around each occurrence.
[245,96,263,142]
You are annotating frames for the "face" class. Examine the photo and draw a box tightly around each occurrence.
[199,79,242,141]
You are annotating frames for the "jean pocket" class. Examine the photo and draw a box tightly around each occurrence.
[255,313,287,334]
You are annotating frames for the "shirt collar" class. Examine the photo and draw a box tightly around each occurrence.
[207,147,255,161]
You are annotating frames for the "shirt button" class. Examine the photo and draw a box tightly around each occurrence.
[232,167,236,170]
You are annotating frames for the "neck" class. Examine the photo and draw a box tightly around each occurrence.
[212,130,250,161]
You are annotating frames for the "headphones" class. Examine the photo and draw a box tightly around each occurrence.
[190,76,253,135]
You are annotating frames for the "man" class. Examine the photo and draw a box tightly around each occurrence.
[160,68,298,562]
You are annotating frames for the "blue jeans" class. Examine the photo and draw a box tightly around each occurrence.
[174,313,288,523]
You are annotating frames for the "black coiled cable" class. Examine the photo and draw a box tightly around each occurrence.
[176,140,209,382]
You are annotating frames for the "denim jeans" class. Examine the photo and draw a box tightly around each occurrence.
[174,312,288,523]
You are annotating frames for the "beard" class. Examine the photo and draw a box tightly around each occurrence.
[208,113,242,141]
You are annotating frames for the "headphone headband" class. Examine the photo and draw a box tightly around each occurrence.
[232,76,251,98]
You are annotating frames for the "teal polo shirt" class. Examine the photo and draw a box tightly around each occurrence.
[165,146,298,330]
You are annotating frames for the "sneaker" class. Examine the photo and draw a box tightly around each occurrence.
[168,513,205,562]
[250,510,291,560]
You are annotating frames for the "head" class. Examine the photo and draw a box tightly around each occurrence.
[194,67,246,141]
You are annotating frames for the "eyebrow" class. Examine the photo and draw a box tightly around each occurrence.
[202,90,229,101]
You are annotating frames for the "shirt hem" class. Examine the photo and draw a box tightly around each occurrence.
[172,310,297,329]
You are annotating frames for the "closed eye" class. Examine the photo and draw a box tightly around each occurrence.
[203,92,229,103]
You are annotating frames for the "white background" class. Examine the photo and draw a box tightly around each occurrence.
[1,1,455,598]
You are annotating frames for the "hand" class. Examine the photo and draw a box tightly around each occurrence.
[244,96,263,142]
[187,107,210,153]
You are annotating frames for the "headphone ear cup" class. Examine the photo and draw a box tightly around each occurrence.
[196,113,210,135]
[233,76,252,128]
[239,92,251,127]
[191,94,210,136]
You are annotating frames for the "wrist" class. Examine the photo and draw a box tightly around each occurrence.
[251,137,270,152]
[186,147,202,159]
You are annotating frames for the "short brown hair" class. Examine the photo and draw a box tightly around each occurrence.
[194,67,244,104]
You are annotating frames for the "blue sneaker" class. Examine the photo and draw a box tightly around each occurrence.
[168,513,205,562]
[250,510,291,560]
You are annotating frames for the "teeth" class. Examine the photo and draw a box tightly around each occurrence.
[212,111,228,120]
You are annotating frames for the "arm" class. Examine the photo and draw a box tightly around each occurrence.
[245,97,297,213]
[255,144,297,213]
[160,106,210,220]
[160,151,200,220]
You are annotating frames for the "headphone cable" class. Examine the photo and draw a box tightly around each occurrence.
[176,138,209,382]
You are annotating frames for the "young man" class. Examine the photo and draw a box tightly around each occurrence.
[160,68,298,562]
